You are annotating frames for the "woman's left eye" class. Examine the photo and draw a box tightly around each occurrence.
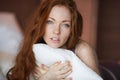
[61,24,70,28]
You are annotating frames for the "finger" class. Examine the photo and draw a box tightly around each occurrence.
[35,64,48,74]
[41,64,49,71]
[32,66,41,76]
[33,66,44,76]
[49,61,61,70]
[59,70,72,79]
[35,66,42,74]
[32,70,38,75]
[65,60,70,64]
[60,67,72,74]
[32,72,40,80]
[65,77,72,80]
[60,77,72,80]
[50,61,61,67]
[57,63,71,71]
[34,75,41,80]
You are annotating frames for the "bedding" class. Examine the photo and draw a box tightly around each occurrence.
[33,43,103,80]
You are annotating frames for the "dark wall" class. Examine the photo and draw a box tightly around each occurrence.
[0,0,40,31]
[97,0,120,62]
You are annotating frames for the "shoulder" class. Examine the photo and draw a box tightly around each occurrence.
[75,40,100,74]
[75,40,95,55]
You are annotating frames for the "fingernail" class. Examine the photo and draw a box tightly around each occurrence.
[41,64,45,68]
[57,61,61,64]
[66,61,70,64]
[69,77,72,80]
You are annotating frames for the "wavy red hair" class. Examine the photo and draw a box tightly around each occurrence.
[7,0,83,80]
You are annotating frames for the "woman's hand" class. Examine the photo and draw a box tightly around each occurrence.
[33,61,72,80]
[43,61,72,80]
[33,64,49,80]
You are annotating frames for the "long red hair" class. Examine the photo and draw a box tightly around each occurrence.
[7,0,83,80]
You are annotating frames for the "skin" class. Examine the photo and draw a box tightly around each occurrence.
[43,5,71,48]
[6,0,99,80]
[75,40,100,74]
[33,5,99,80]
[33,6,72,80]
[33,41,100,80]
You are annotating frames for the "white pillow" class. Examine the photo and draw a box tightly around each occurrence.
[33,43,103,80]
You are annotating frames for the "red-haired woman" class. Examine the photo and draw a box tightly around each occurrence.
[7,0,100,80]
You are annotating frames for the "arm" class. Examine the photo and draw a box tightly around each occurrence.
[75,40,100,75]
[33,61,72,80]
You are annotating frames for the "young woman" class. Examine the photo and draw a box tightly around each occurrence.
[7,0,100,80]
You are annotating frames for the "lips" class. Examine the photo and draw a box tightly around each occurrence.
[51,37,60,43]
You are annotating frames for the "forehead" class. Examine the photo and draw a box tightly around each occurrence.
[48,5,71,20]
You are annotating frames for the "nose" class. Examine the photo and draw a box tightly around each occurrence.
[53,25,60,34]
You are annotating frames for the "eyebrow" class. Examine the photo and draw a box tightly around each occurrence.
[48,17,55,21]
[48,17,71,23]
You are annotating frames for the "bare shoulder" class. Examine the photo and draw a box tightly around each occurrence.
[75,40,95,55]
[75,40,100,74]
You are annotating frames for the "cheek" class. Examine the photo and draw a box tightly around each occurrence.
[43,27,50,39]
[62,30,71,40]
[44,26,52,35]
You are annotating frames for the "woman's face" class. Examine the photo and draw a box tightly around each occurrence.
[43,5,71,48]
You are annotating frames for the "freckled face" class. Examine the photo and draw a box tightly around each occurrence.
[43,5,71,48]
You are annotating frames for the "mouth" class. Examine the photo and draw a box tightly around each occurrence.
[50,37,60,43]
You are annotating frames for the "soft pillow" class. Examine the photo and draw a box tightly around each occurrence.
[33,43,103,80]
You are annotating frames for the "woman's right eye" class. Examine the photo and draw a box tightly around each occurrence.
[47,20,53,24]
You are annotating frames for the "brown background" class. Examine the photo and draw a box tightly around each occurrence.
[0,0,120,62]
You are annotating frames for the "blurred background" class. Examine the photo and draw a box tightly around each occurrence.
[0,0,120,62]
[0,0,120,79]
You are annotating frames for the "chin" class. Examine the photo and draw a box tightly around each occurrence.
[48,44,61,48]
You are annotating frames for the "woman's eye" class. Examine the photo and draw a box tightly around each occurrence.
[61,24,70,28]
[47,20,53,24]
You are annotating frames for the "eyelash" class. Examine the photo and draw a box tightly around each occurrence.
[46,20,70,28]
[46,20,53,24]
[62,24,70,28]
